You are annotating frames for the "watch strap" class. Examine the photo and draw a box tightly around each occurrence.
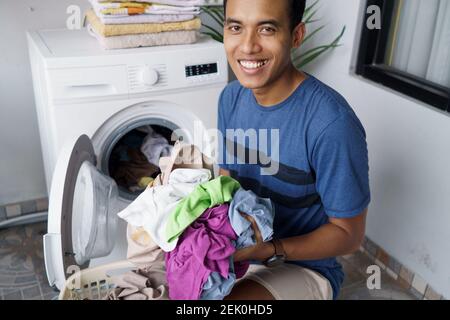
[272,239,286,258]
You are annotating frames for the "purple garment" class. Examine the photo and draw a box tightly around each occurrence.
[234,261,249,279]
[166,204,248,300]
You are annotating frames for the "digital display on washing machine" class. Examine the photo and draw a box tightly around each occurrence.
[185,63,218,77]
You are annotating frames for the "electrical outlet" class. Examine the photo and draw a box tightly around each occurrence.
[199,0,224,6]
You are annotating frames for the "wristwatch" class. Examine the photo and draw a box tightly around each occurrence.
[263,239,286,267]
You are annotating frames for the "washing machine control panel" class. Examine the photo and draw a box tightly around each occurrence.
[185,62,220,84]
[185,63,218,78]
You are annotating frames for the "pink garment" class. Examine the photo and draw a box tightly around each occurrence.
[166,204,245,300]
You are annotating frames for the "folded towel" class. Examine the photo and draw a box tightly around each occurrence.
[90,0,200,16]
[99,13,195,24]
[88,25,199,49]
[96,0,204,6]
[96,1,149,15]
[96,1,148,8]
[86,9,201,37]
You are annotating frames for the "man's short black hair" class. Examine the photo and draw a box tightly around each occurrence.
[223,0,306,31]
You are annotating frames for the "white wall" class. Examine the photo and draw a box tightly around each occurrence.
[0,1,216,207]
[0,0,90,206]
[303,0,450,298]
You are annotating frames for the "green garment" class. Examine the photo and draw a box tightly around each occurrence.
[166,176,241,243]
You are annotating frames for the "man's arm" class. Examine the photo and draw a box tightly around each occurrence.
[220,167,367,262]
[234,208,368,262]
[280,208,367,260]
[219,168,230,177]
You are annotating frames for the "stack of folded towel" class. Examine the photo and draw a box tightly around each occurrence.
[86,0,203,49]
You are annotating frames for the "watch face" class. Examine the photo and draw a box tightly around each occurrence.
[266,255,285,268]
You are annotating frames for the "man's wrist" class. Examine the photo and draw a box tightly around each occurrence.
[256,241,276,261]
[234,241,277,262]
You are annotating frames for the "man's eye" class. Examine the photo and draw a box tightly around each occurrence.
[229,25,241,32]
[260,27,276,34]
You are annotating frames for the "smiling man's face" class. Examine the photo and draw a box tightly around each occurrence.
[223,0,298,90]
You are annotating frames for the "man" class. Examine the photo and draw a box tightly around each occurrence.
[218,0,370,300]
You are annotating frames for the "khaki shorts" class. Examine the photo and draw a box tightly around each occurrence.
[236,263,333,300]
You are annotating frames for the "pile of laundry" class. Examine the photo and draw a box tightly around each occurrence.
[109,126,174,194]
[86,0,203,49]
[106,142,275,300]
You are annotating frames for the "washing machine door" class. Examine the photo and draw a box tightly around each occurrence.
[43,134,119,291]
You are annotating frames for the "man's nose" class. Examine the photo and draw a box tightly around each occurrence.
[239,31,262,55]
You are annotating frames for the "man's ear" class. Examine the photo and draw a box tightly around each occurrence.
[292,22,306,48]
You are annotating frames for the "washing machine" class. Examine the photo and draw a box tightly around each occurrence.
[27,28,228,291]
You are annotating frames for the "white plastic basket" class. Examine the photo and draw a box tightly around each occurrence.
[59,260,136,300]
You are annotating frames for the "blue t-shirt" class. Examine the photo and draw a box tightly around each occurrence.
[217,74,371,299]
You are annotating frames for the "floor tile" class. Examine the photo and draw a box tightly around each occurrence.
[342,250,375,273]
[22,285,41,300]
[424,286,441,300]
[3,289,22,300]
[411,273,427,295]
[5,205,21,219]
[338,257,367,289]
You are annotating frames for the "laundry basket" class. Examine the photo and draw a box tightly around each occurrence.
[59,260,137,300]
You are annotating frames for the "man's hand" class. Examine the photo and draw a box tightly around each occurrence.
[233,212,275,262]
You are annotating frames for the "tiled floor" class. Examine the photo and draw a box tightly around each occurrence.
[337,253,416,300]
[0,222,416,300]
[0,222,58,300]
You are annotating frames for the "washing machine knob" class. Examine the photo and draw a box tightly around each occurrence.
[141,67,159,86]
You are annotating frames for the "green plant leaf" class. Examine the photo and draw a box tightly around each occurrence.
[293,44,339,62]
[201,23,224,42]
[294,25,346,68]
[201,6,224,29]
[304,8,319,24]
[304,0,320,16]
[201,31,223,43]
[302,25,325,44]
[305,19,320,24]
[210,6,225,21]
[297,45,341,68]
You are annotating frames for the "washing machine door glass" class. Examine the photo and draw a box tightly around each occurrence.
[72,160,118,265]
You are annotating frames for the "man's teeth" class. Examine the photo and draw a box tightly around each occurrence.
[239,60,269,69]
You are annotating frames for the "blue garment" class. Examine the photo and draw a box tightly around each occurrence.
[200,258,236,300]
[228,188,274,249]
[217,74,371,299]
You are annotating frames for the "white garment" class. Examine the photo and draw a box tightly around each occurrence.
[99,13,195,25]
[117,168,211,252]
[144,4,200,15]
[90,0,200,17]
[96,0,204,6]
[140,127,173,167]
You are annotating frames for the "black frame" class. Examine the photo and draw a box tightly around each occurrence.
[356,0,450,113]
